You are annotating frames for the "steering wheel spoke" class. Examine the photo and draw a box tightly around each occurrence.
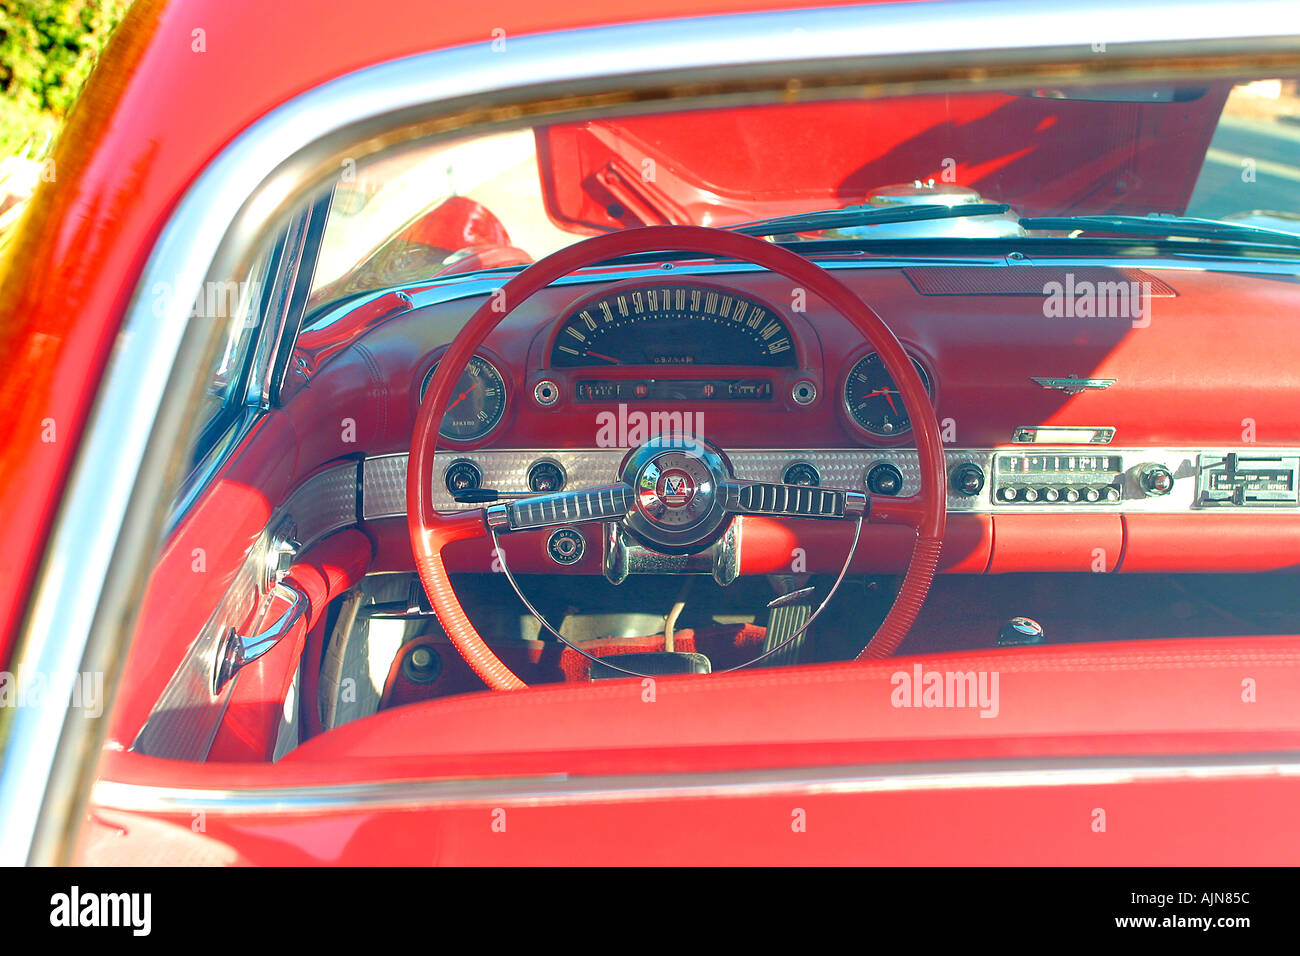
[866,493,928,528]
[492,483,633,532]
[723,480,867,520]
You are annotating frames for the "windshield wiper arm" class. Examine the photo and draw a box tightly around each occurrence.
[1020,214,1300,249]
[730,202,1011,237]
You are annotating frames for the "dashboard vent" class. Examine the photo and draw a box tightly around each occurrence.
[903,266,1177,297]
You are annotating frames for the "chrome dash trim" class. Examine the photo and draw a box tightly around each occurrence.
[284,462,360,550]
[8,0,1300,866]
[364,447,1300,517]
[90,752,1300,815]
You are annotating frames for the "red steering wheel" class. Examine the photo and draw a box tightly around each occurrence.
[409,225,946,690]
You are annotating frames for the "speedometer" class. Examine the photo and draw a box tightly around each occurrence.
[549,284,796,367]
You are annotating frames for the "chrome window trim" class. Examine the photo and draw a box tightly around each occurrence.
[89,752,1300,816]
[3,0,1299,865]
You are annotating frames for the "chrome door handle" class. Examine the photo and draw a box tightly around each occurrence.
[213,581,309,693]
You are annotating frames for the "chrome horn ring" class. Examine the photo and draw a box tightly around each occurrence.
[486,435,866,678]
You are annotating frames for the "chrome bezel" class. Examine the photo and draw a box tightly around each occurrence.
[533,379,561,407]
[546,527,587,565]
[619,437,733,555]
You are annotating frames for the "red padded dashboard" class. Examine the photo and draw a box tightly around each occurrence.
[297,262,1300,450]
[285,259,1300,575]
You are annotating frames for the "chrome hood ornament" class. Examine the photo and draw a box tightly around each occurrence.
[1030,375,1116,395]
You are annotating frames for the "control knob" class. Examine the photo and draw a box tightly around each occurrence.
[784,462,821,487]
[866,463,904,496]
[1138,463,1175,497]
[444,459,482,494]
[950,462,986,497]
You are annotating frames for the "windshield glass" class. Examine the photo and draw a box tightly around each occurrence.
[306,75,1300,318]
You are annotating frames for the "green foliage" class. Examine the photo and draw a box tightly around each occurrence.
[0,0,130,157]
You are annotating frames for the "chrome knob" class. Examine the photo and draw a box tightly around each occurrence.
[1138,463,1174,496]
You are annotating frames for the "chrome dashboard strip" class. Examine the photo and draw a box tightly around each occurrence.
[7,0,1300,865]
[90,752,1300,816]
[363,448,1300,518]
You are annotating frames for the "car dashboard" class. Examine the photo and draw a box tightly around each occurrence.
[286,256,1300,579]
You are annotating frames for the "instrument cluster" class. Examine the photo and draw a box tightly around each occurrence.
[416,278,938,450]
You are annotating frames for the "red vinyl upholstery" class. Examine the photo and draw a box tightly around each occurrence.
[287,636,1300,763]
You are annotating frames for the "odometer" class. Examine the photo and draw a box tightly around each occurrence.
[843,352,932,437]
[549,284,796,367]
[419,354,507,442]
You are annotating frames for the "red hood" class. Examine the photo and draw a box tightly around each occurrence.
[535,86,1232,234]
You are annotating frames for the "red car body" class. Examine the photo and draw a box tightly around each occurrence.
[2,0,1300,865]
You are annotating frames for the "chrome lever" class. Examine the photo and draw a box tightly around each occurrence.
[213,581,309,693]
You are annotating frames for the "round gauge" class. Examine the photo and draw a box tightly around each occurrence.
[420,355,507,442]
[843,352,932,437]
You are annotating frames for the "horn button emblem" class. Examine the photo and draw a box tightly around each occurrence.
[623,441,731,554]
[656,469,696,508]
[636,454,714,526]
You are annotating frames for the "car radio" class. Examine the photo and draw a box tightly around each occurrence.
[991,452,1124,504]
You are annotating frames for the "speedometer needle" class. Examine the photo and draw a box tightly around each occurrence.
[585,350,621,365]
[446,383,477,411]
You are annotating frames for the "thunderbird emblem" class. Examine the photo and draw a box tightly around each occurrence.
[1031,375,1116,395]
